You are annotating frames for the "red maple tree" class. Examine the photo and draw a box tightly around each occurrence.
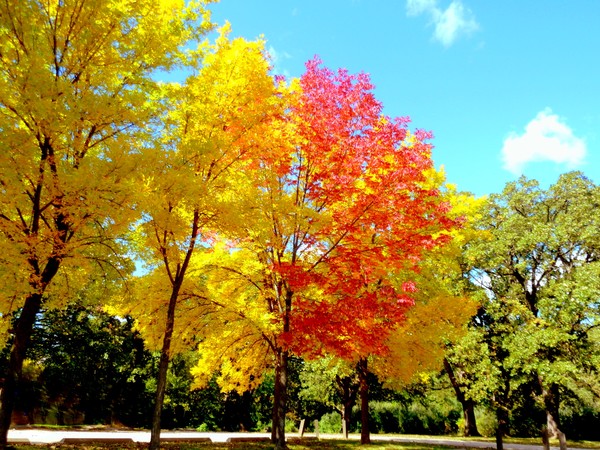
[193,58,458,450]
[266,58,456,447]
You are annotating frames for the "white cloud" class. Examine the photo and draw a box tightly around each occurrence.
[406,0,479,47]
[407,0,438,16]
[501,108,587,175]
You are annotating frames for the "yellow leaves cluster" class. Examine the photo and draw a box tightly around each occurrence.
[189,244,279,392]
[123,27,287,362]
[191,323,271,393]
[375,294,478,388]
[0,0,216,340]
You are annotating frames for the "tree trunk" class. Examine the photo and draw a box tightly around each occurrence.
[271,348,288,450]
[443,358,480,437]
[0,250,62,449]
[149,210,200,450]
[357,358,370,445]
[540,380,566,450]
[342,397,353,439]
[495,407,509,450]
[148,288,180,450]
[0,293,44,448]
[335,374,358,439]
[463,399,479,437]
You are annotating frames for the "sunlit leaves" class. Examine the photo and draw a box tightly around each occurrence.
[450,171,600,422]
[123,29,284,356]
[0,0,214,344]
[191,57,460,397]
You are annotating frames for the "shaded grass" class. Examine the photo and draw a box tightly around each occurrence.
[8,441,470,450]
[9,437,600,450]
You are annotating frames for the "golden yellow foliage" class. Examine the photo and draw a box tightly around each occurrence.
[0,0,213,343]
[190,243,279,392]
[114,28,285,360]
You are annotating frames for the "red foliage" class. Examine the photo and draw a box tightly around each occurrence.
[260,58,457,362]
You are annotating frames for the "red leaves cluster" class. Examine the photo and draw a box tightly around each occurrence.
[255,58,458,362]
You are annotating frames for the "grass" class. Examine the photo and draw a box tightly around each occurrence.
[10,443,458,450]
[9,434,600,450]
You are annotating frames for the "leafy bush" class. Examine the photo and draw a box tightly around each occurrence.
[474,408,497,438]
[370,402,401,433]
[319,412,342,433]
[397,396,460,435]
[560,404,600,441]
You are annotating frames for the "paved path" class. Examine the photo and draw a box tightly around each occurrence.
[5,428,593,449]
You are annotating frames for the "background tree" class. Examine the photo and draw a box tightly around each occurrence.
[24,305,152,426]
[191,58,457,449]
[298,357,359,438]
[0,1,212,445]
[458,172,600,449]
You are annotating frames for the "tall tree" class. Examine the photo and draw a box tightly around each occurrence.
[0,1,212,445]
[461,172,600,449]
[115,28,284,450]
[191,58,456,449]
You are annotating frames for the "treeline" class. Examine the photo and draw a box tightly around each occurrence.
[4,264,600,441]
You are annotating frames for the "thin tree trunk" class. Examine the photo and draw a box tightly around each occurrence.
[271,288,292,450]
[335,374,358,439]
[271,348,288,450]
[271,369,280,443]
[357,357,370,445]
[0,293,44,448]
[149,211,200,450]
[149,288,180,450]
[342,397,353,439]
[443,358,480,437]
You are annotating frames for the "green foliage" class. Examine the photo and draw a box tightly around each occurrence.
[473,408,497,438]
[24,305,153,426]
[319,412,343,433]
[447,171,600,437]
[397,392,461,436]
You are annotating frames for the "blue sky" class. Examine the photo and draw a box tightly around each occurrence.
[207,1,600,197]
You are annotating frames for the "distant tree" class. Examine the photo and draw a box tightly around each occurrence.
[298,357,359,438]
[25,305,152,426]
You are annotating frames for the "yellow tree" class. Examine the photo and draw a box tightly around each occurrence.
[116,28,285,449]
[0,1,213,445]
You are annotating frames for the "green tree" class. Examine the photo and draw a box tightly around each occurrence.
[459,172,600,449]
[25,305,153,426]
[299,357,359,438]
